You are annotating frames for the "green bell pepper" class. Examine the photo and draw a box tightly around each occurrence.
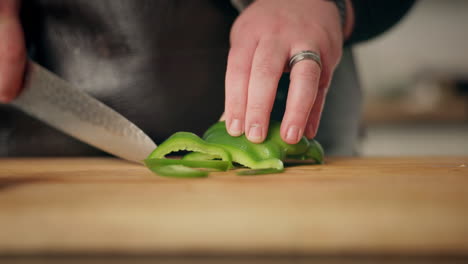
[145,121,324,177]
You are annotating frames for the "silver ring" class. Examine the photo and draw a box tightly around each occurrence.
[289,50,322,70]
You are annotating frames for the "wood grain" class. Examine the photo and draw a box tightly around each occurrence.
[0,157,467,256]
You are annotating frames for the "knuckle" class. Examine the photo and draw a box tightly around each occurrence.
[227,63,247,78]
[226,98,246,112]
[247,103,269,114]
[291,104,311,116]
[252,63,281,78]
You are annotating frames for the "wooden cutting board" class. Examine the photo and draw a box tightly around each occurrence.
[0,157,467,257]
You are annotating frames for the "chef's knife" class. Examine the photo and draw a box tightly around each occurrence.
[11,60,157,164]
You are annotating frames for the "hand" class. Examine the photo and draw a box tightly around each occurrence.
[0,0,26,103]
[224,0,353,144]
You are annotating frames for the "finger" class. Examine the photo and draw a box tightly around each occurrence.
[305,87,326,139]
[245,38,288,143]
[0,10,26,103]
[224,41,256,137]
[304,59,333,139]
[281,50,322,144]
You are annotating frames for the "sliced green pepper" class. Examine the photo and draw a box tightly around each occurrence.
[145,121,324,177]
[144,158,230,171]
[237,168,285,176]
[201,121,323,170]
[147,131,232,164]
[202,121,284,170]
[148,165,209,178]
[304,138,325,164]
[182,152,218,161]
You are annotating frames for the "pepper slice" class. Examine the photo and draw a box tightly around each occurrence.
[237,168,285,176]
[144,158,231,171]
[145,132,233,178]
[148,165,209,178]
[147,132,232,165]
[304,138,325,164]
[182,152,218,161]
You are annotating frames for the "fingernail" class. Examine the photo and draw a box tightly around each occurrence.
[229,119,242,136]
[248,124,263,143]
[286,125,300,143]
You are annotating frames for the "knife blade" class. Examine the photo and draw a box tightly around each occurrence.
[11,60,157,164]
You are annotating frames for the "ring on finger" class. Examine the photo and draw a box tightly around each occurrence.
[289,50,322,70]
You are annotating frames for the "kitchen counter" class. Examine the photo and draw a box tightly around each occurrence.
[1,157,467,263]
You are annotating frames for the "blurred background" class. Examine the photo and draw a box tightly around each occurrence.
[354,0,468,156]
